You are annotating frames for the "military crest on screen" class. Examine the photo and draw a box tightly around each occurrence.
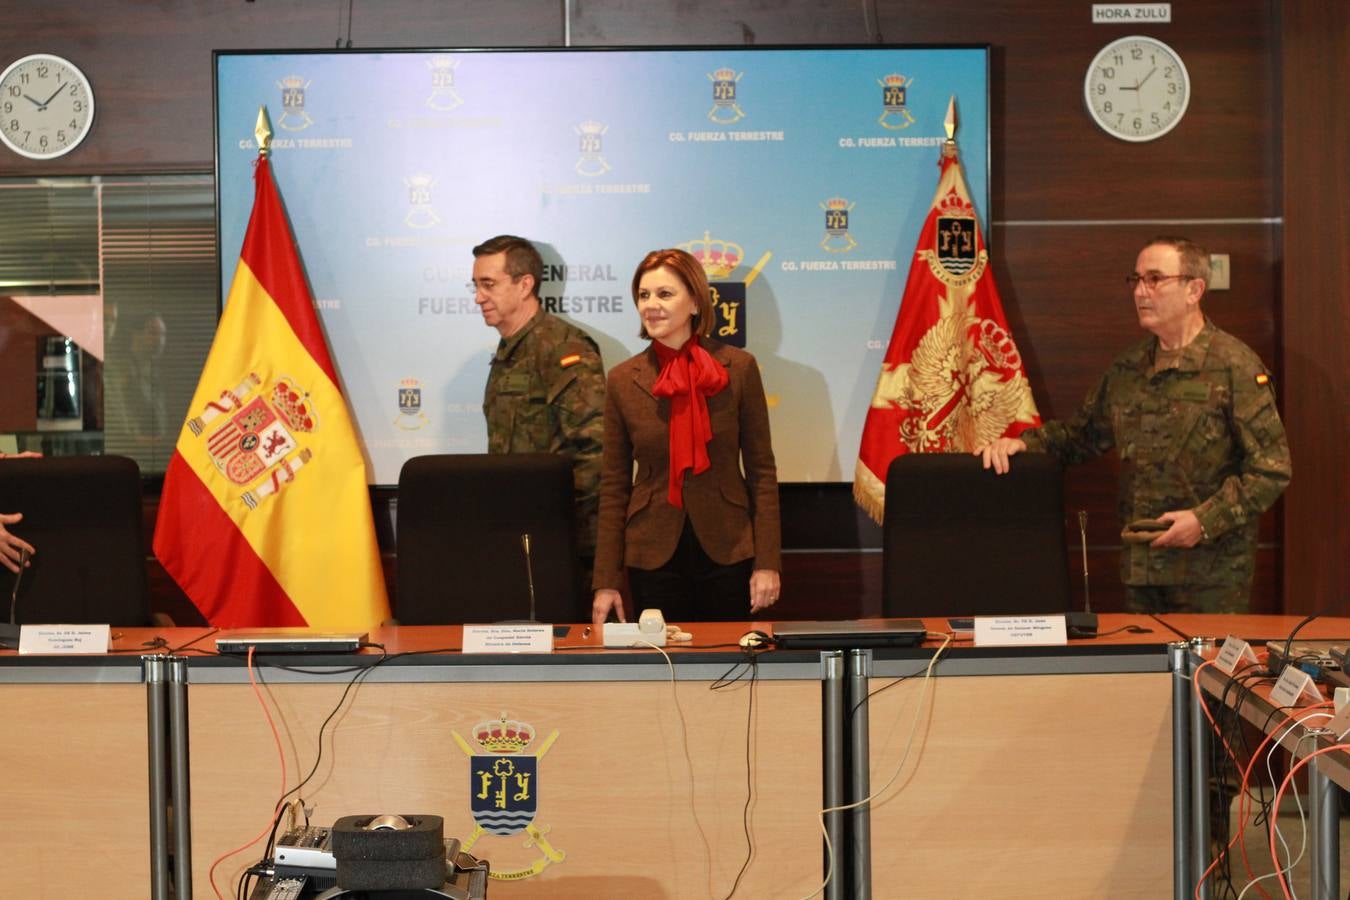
[394,377,428,431]
[680,229,748,348]
[426,56,463,111]
[878,74,916,130]
[574,120,611,177]
[707,67,745,124]
[820,197,858,253]
[185,372,317,509]
[276,76,314,132]
[454,714,566,880]
[404,173,441,229]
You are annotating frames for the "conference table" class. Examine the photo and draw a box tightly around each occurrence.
[0,614,1266,898]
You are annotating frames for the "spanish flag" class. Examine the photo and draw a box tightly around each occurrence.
[854,101,1040,524]
[153,149,389,629]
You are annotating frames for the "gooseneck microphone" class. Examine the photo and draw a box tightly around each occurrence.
[521,533,537,623]
[1066,511,1099,638]
[0,547,29,649]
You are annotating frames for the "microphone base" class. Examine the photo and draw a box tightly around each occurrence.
[1066,611,1099,639]
[0,622,20,650]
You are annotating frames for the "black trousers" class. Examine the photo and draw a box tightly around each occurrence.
[626,518,753,623]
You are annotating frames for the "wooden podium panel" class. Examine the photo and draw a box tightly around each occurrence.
[867,672,1172,897]
[0,684,150,896]
[189,676,823,898]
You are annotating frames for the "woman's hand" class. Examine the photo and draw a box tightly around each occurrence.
[592,589,625,628]
[749,569,780,614]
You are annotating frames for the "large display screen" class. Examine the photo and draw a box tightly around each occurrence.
[215,47,989,484]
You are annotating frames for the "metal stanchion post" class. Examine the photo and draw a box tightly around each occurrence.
[1305,731,1339,900]
[821,650,845,900]
[169,656,193,900]
[144,654,170,900]
[846,648,872,899]
[1187,639,1212,900]
[1170,641,1193,900]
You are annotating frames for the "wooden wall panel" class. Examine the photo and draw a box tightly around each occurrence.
[1279,4,1350,615]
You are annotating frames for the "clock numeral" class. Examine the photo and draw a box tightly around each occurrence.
[1,102,10,114]
[1168,83,1178,95]
[6,85,19,97]
[1095,83,1106,96]
[1103,100,1113,113]
[73,100,83,112]
[1130,48,1143,60]
[1113,54,1124,66]
[1164,66,1173,77]
[57,129,67,144]
[1132,117,1143,131]
[1100,66,1116,79]
[68,83,79,96]
[69,119,77,129]
[7,119,17,132]
[36,65,48,78]
[38,134,49,149]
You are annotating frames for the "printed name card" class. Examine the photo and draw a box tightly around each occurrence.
[18,624,111,655]
[1214,636,1260,675]
[462,624,554,654]
[1269,664,1323,708]
[973,616,1068,648]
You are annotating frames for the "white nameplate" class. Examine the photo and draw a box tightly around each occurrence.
[18,624,111,655]
[1214,635,1260,675]
[1269,665,1322,708]
[1092,3,1171,24]
[462,624,553,654]
[973,615,1068,648]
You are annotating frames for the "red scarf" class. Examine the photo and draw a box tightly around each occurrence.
[651,335,729,508]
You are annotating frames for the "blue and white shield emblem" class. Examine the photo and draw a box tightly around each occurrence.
[471,754,537,836]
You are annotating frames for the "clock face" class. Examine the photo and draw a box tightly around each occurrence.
[1084,36,1189,142]
[0,54,96,160]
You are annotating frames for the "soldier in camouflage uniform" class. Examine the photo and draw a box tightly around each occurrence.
[473,236,606,569]
[977,237,1291,613]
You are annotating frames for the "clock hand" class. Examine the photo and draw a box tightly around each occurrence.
[22,93,44,108]
[1136,67,1157,89]
[39,82,67,109]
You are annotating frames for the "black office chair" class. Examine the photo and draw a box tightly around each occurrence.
[881,452,1071,618]
[0,454,151,626]
[395,454,583,624]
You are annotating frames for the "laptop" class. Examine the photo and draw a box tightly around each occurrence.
[771,618,927,650]
[215,629,367,654]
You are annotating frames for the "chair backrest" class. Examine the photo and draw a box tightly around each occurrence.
[395,453,582,624]
[882,452,1071,618]
[0,454,150,626]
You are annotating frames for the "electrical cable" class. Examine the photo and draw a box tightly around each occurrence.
[721,651,759,899]
[800,633,952,900]
[208,646,288,899]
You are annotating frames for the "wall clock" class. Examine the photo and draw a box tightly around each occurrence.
[1084,35,1189,142]
[0,53,96,159]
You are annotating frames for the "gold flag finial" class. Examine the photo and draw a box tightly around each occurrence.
[255,106,274,158]
[941,95,958,159]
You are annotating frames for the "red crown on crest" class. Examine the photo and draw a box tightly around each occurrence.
[936,187,974,218]
[881,73,908,87]
[678,229,744,279]
[474,715,534,753]
[272,380,315,432]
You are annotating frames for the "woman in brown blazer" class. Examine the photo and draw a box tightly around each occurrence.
[591,248,781,627]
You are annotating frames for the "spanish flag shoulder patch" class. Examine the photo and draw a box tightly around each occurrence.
[559,353,582,368]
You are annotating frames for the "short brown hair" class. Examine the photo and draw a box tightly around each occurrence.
[1144,235,1211,287]
[630,248,715,341]
[472,234,544,298]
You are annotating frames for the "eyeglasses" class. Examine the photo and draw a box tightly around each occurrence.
[1125,272,1193,291]
[467,274,523,295]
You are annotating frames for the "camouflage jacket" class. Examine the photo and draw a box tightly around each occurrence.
[483,310,605,553]
[1021,319,1291,588]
